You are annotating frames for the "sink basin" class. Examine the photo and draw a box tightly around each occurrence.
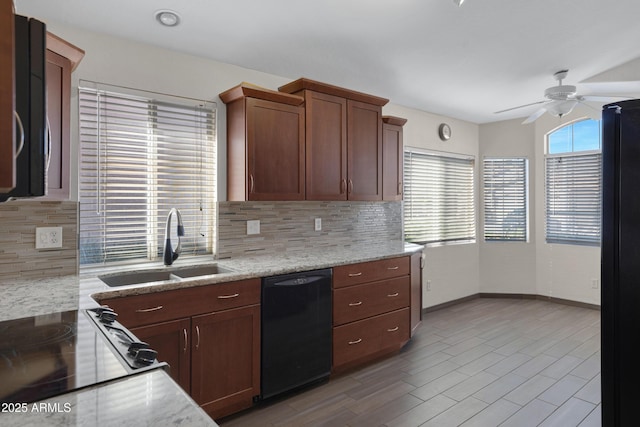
[171,265,233,278]
[99,270,177,287]
[99,264,234,287]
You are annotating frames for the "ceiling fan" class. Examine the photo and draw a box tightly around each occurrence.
[495,69,629,124]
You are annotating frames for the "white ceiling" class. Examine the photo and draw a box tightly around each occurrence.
[15,0,640,124]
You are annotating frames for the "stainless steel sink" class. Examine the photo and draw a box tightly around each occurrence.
[99,270,178,287]
[171,265,233,278]
[99,264,234,287]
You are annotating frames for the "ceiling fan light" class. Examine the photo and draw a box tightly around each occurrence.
[547,100,577,118]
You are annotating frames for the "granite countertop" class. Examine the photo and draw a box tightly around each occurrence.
[0,369,217,427]
[0,241,422,426]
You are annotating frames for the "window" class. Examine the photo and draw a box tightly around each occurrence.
[483,158,528,242]
[545,119,601,246]
[78,85,216,265]
[403,149,475,245]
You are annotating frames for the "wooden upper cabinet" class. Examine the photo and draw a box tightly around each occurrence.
[382,116,407,201]
[220,83,305,201]
[44,32,84,199]
[279,78,388,202]
[303,90,347,200]
[347,100,383,201]
[0,0,16,192]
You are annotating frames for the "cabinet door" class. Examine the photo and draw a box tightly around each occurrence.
[305,90,347,200]
[347,100,382,200]
[191,304,260,419]
[246,98,304,200]
[0,0,15,192]
[410,251,423,336]
[382,122,403,201]
[44,50,71,199]
[131,318,191,393]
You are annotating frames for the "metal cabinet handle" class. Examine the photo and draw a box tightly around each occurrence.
[348,338,362,345]
[348,272,362,277]
[348,301,363,307]
[249,174,255,193]
[217,293,240,299]
[348,179,354,194]
[135,305,163,313]
[195,325,200,350]
[340,179,347,194]
[387,266,399,270]
[387,292,399,297]
[45,117,52,172]
[14,111,25,158]
[183,328,188,353]
[387,326,399,332]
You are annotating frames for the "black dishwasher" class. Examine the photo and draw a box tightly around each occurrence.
[261,268,332,399]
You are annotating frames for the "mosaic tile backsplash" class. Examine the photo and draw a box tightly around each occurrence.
[0,200,78,280]
[217,201,403,259]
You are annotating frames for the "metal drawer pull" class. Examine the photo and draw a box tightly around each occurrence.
[183,329,188,353]
[387,266,399,270]
[348,301,363,307]
[195,326,200,350]
[387,326,399,332]
[348,272,362,277]
[348,338,362,345]
[387,292,399,297]
[135,305,164,313]
[217,293,240,299]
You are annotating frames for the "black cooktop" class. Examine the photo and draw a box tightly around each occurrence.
[0,309,157,404]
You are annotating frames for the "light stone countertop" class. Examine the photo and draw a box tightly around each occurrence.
[0,240,422,426]
[0,369,218,427]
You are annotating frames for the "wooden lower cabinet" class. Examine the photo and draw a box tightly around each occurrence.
[333,308,409,368]
[191,304,260,420]
[131,318,191,392]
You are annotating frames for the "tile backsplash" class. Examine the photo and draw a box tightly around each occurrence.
[0,200,78,280]
[217,201,403,259]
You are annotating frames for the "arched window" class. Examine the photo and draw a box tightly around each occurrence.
[545,119,601,246]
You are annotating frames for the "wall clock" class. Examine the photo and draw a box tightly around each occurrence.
[438,123,451,141]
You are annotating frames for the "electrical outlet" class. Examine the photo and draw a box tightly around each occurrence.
[35,227,63,249]
[426,279,432,291]
[247,220,260,235]
[591,278,599,289]
[314,218,322,231]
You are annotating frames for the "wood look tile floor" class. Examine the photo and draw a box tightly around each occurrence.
[220,298,601,427]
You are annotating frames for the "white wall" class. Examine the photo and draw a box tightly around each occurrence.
[384,104,481,309]
[479,119,537,295]
[479,105,602,306]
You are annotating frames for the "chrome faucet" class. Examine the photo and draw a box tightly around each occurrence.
[163,208,184,266]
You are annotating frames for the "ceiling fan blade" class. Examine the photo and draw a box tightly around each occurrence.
[522,107,547,124]
[576,95,633,102]
[494,100,547,114]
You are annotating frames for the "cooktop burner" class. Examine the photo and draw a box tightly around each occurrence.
[0,309,165,404]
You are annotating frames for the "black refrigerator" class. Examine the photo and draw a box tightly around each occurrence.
[602,99,640,426]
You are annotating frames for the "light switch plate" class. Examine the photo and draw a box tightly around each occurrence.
[247,220,260,235]
[36,227,63,249]
[314,218,322,231]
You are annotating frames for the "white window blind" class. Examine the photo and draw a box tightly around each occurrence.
[78,86,216,265]
[483,158,528,242]
[403,149,475,245]
[545,152,601,246]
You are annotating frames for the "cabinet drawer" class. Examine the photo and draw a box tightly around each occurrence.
[333,276,410,325]
[333,256,409,288]
[100,278,260,328]
[333,308,410,368]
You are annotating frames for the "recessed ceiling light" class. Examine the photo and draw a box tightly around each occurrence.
[453,0,465,6]
[155,10,181,27]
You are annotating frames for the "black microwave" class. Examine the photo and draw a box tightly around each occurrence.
[0,15,47,202]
